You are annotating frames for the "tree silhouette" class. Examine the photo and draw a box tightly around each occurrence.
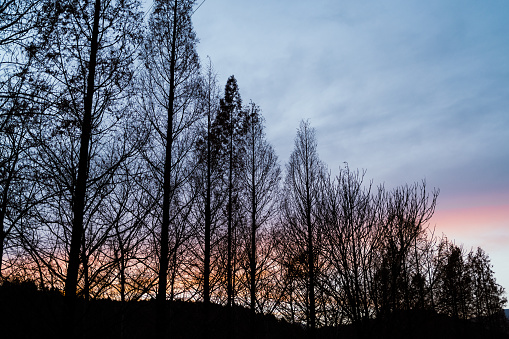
[25,0,144,306]
[320,166,375,333]
[141,0,200,335]
[282,120,326,337]
[0,3,507,338]
[468,247,507,326]
[238,102,280,335]
[215,75,246,309]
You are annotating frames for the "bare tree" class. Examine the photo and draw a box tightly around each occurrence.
[320,166,377,332]
[18,2,144,323]
[242,103,280,308]
[281,120,325,336]
[193,60,223,306]
[373,181,438,316]
[0,84,41,279]
[140,0,200,335]
[238,102,280,333]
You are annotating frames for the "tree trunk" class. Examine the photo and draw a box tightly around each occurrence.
[65,0,101,302]
[250,187,256,313]
[204,93,211,305]
[170,246,178,301]
[249,140,257,338]
[305,149,316,337]
[120,248,125,303]
[227,132,233,308]
[203,84,212,339]
[0,228,5,279]
[0,169,12,278]
[156,0,178,336]
[119,243,126,339]
[83,254,90,301]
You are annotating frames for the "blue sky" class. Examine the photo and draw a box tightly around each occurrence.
[192,0,508,194]
[189,0,509,301]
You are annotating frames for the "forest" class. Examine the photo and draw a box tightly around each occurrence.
[0,1,507,338]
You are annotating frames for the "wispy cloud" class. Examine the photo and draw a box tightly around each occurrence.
[192,0,509,290]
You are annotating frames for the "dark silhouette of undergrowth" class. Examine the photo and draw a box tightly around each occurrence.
[0,279,507,339]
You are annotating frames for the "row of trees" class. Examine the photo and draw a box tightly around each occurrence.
[1,0,506,336]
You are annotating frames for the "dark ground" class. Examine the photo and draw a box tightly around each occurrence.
[0,280,508,339]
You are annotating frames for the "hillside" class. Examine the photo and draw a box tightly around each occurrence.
[0,280,306,339]
[0,280,508,339]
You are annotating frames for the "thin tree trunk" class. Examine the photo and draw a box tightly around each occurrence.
[83,255,90,301]
[82,236,90,301]
[305,145,316,338]
[119,243,126,339]
[204,91,211,305]
[250,184,256,313]
[308,210,316,337]
[227,132,233,308]
[249,136,257,339]
[0,229,5,279]
[65,0,101,304]
[0,171,12,278]
[170,246,178,301]
[157,0,178,336]
[227,119,234,339]
[203,82,212,339]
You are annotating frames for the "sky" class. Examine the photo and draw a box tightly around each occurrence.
[150,0,509,303]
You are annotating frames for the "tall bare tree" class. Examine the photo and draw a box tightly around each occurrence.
[197,60,218,304]
[240,102,280,316]
[281,120,325,336]
[141,0,200,335]
[22,0,144,313]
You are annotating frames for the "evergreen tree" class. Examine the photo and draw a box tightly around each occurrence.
[214,75,246,307]
[468,247,507,325]
[436,243,472,319]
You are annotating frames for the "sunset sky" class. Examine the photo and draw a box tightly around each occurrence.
[145,0,509,302]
